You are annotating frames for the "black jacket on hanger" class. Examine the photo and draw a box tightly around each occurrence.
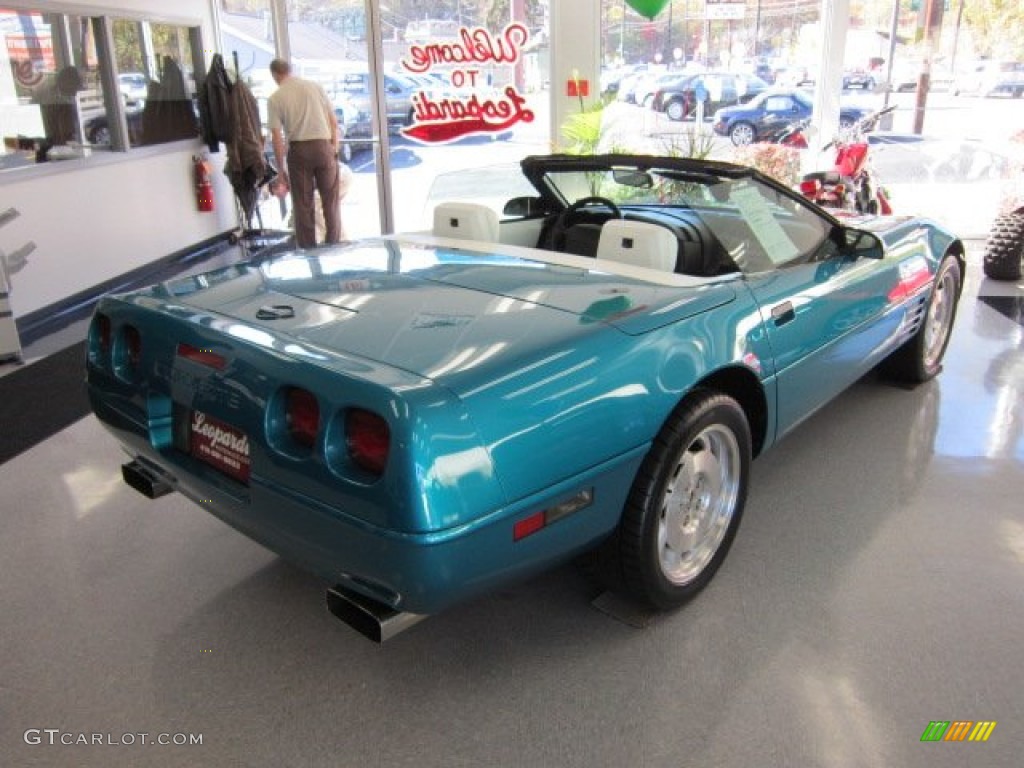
[198,53,234,152]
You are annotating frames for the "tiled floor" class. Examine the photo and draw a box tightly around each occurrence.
[1,243,1021,767]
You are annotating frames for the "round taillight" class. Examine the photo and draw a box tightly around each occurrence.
[345,408,390,476]
[285,387,320,449]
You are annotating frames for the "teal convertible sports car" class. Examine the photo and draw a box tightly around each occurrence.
[86,154,964,641]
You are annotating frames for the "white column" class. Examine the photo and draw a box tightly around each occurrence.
[549,0,602,152]
[805,0,850,172]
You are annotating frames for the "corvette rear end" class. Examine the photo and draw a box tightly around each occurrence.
[85,241,722,639]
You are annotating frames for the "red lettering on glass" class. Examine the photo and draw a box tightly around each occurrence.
[402,23,528,73]
[402,87,534,143]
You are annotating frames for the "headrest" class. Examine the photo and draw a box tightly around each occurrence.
[432,202,499,242]
[595,219,677,272]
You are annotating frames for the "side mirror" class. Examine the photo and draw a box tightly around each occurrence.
[843,228,884,259]
[503,196,546,217]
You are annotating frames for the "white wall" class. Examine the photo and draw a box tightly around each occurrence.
[549,0,601,152]
[3,149,236,315]
[0,0,236,320]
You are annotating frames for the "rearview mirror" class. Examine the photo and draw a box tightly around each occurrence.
[612,169,654,188]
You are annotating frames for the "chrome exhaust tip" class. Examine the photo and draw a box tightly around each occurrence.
[121,460,173,499]
[326,585,426,643]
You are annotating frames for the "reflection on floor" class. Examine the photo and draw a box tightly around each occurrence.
[979,294,1024,328]
[1,244,1021,768]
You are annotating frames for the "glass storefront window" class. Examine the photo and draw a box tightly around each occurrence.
[0,9,111,167]
[1,7,201,170]
[242,0,550,239]
[105,18,199,148]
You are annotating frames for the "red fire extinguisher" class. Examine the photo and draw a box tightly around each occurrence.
[193,154,214,212]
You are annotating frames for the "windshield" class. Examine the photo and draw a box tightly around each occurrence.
[538,165,835,272]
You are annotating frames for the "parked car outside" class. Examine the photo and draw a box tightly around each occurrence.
[601,65,639,96]
[616,64,663,103]
[954,60,1024,97]
[842,69,877,91]
[117,72,148,106]
[633,71,685,107]
[651,72,769,121]
[889,61,954,93]
[329,69,418,133]
[331,92,371,162]
[713,89,871,145]
[774,66,815,89]
[84,106,144,146]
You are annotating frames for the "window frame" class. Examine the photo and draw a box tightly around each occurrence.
[0,2,205,180]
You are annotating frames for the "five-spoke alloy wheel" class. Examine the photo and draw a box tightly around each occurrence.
[618,391,751,609]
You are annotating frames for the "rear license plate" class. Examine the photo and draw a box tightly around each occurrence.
[188,410,251,484]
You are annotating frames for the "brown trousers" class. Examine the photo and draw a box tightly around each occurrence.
[287,139,340,248]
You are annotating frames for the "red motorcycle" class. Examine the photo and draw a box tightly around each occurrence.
[795,106,895,215]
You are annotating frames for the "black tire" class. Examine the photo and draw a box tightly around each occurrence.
[617,391,751,609]
[983,211,1024,281]
[883,254,961,383]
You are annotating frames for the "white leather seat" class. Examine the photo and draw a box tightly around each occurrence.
[595,219,678,273]
[432,202,499,242]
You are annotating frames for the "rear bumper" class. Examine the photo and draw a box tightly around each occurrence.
[90,385,643,616]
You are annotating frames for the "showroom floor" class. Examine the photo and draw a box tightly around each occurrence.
[1,242,1021,768]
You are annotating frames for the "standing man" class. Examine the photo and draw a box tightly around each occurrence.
[267,58,341,247]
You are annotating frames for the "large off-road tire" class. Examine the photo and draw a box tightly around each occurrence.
[883,254,961,383]
[983,211,1024,281]
[617,391,751,610]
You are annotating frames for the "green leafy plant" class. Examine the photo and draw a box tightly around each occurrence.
[560,69,617,156]
[561,104,607,155]
[661,127,716,161]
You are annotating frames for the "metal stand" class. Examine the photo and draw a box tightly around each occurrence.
[0,208,33,364]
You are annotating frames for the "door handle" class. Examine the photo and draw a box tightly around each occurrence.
[771,301,795,326]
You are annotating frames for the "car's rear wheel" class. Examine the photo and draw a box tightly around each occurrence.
[729,121,755,145]
[883,253,961,382]
[665,98,687,122]
[983,211,1024,280]
[617,391,751,609]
